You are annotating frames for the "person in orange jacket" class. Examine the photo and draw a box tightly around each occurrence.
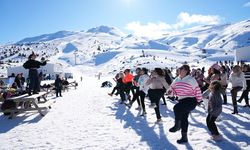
[122,69,134,102]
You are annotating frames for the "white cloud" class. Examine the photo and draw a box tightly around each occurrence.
[126,12,223,38]
[126,21,172,38]
[243,2,250,7]
[174,12,222,28]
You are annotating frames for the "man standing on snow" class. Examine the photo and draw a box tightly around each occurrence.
[23,52,48,95]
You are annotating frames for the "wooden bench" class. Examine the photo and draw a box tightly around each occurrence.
[2,92,53,119]
[62,81,78,92]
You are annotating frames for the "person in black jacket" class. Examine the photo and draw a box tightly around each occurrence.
[55,74,62,97]
[23,52,47,95]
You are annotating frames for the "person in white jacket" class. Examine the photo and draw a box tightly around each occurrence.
[126,68,149,116]
[229,65,247,114]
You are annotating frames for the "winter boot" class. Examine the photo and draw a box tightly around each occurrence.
[169,120,181,132]
[232,106,238,114]
[177,132,188,144]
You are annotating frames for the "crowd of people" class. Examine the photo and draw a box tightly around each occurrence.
[0,52,68,101]
[108,61,250,144]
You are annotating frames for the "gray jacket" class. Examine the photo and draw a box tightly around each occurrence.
[208,91,223,117]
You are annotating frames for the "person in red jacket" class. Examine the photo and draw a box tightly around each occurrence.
[122,69,134,102]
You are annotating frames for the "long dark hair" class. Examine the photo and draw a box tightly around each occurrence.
[141,68,148,74]
[180,65,190,75]
[154,68,165,76]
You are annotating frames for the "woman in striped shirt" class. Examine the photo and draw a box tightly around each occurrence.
[168,65,202,144]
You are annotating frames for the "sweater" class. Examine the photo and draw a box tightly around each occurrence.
[229,72,247,90]
[23,59,46,69]
[208,91,223,117]
[146,75,169,90]
[138,74,150,94]
[170,75,202,102]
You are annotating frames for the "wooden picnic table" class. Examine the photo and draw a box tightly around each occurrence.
[2,91,53,119]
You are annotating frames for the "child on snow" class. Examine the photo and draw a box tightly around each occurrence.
[206,80,223,141]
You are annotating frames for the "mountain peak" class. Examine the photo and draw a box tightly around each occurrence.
[87,25,125,36]
[17,30,77,44]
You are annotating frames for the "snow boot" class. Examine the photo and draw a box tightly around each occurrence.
[177,132,188,144]
[169,120,181,132]
[232,106,238,114]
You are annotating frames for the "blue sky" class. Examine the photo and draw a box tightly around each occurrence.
[0,0,249,44]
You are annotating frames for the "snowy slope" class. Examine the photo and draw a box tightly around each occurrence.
[17,31,78,44]
[1,20,250,77]
[0,75,249,150]
[157,20,250,53]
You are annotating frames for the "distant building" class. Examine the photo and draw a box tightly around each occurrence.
[7,63,71,80]
[235,46,250,62]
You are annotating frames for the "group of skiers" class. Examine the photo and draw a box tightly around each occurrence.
[108,62,250,144]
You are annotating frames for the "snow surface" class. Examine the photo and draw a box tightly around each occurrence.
[0,73,249,150]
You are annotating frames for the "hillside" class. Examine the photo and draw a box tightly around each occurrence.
[0,20,250,76]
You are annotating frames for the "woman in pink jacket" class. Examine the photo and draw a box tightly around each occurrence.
[168,65,202,144]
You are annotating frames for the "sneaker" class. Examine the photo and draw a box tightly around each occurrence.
[243,105,250,107]
[149,103,157,108]
[108,93,113,97]
[161,103,166,105]
[155,119,163,124]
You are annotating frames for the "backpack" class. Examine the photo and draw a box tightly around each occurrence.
[101,81,112,88]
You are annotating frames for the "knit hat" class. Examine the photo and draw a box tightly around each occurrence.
[211,63,220,71]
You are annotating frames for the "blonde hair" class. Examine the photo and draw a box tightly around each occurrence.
[232,65,242,77]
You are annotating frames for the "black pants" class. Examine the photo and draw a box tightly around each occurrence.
[56,87,62,97]
[29,69,39,93]
[139,90,146,112]
[124,82,134,96]
[231,86,242,107]
[119,84,127,102]
[130,89,146,111]
[111,86,120,95]
[206,114,219,135]
[131,87,141,106]
[173,97,197,133]
[239,88,250,105]
[148,89,165,119]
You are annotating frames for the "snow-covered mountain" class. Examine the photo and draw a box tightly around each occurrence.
[157,20,250,53]
[86,25,125,37]
[17,30,78,44]
[0,20,250,76]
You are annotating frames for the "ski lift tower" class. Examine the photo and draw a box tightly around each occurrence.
[73,50,78,65]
